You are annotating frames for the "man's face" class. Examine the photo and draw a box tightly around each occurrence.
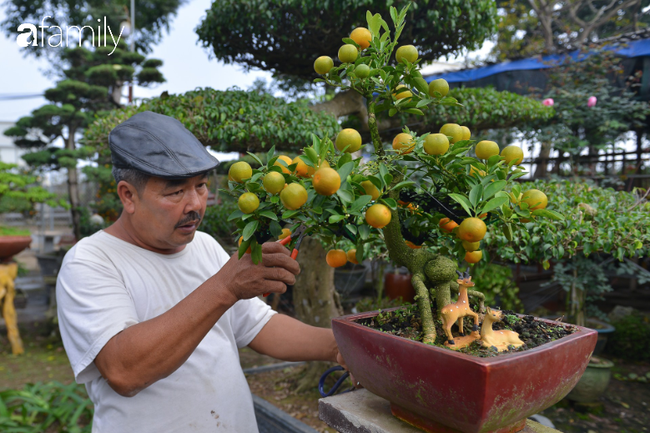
[130,173,209,253]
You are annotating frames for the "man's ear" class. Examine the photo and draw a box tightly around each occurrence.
[116,181,139,214]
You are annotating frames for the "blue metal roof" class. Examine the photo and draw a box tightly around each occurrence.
[425,38,650,83]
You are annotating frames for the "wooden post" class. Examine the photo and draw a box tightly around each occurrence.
[0,263,24,355]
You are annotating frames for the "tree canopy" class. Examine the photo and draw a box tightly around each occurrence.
[491,0,648,61]
[195,0,498,79]
[84,86,554,154]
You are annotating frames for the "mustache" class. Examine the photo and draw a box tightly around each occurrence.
[175,211,202,228]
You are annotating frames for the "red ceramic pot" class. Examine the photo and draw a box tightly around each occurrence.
[332,308,597,433]
[0,236,32,262]
[384,272,416,303]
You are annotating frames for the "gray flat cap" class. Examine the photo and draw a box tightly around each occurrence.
[108,111,219,179]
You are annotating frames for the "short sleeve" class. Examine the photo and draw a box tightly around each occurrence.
[56,250,139,384]
[229,297,277,348]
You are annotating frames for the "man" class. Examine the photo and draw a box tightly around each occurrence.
[56,111,346,432]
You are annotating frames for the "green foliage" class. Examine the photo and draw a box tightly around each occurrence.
[607,313,650,362]
[529,50,650,156]
[83,88,341,153]
[0,381,93,433]
[416,87,555,133]
[0,163,66,214]
[0,226,31,236]
[1,0,183,56]
[471,262,523,313]
[485,179,650,264]
[490,0,650,61]
[200,197,240,249]
[195,0,497,78]
[541,255,612,321]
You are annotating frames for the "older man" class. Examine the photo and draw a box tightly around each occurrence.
[56,111,344,432]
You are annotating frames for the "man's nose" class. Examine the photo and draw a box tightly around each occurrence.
[184,188,203,213]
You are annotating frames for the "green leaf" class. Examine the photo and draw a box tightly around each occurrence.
[282,210,299,219]
[358,225,371,242]
[483,180,507,200]
[336,188,354,204]
[532,209,564,220]
[346,223,358,235]
[258,210,278,221]
[251,240,262,264]
[448,193,473,216]
[351,195,373,213]
[265,145,276,163]
[468,183,483,207]
[404,108,424,116]
[480,196,508,214]
[228,210,244,221]
[329,214,346,224]
[379,197,397,209]
[246,152,264,166]
[337,161,355,183]
[243,220,259,241]
[391,180,415,191]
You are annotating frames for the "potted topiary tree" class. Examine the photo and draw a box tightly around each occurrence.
[0,161,65,355]
[0,162,66,262]
[224,7,598,433]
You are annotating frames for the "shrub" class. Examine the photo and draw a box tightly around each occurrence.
[607,313,650,362]
[471,262,524,313]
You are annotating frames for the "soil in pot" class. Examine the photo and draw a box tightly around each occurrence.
[358,303,576,357]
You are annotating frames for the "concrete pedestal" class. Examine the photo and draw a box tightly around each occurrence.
[319,389,562,433]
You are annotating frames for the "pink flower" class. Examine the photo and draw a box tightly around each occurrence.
[587,96,597,107]
[542,98,554,106]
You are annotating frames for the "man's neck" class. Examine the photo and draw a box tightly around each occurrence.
[104,216,187,255]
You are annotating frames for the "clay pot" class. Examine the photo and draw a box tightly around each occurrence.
[0,235,32,262]
[566,356,614,403]
[384,272,415,303]
[333,308,597,433]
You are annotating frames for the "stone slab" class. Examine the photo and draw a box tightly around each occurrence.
[318,389,562,433]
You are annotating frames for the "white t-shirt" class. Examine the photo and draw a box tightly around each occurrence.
[56,230,276,433]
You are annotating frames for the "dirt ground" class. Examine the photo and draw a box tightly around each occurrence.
[2,322,649,433]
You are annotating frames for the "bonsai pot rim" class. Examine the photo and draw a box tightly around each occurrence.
[337,306,593,365]
[0,235,32,263]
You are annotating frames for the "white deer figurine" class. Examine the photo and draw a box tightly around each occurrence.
[480,307,524,352]
[441,269,480,348]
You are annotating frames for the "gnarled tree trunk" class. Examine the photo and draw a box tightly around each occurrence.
[292,236,343,392]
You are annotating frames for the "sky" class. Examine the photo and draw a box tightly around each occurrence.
[0,0,273,121]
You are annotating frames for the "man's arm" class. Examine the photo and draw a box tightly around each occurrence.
[248,314,340,363]
[93,242,299,397]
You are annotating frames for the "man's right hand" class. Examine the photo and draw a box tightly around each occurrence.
[216,241,300,301]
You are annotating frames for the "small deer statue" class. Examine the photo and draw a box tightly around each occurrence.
[441,269,480,349]
[480,307,524,352]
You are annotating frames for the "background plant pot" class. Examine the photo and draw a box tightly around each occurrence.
[565,356,614,403]
[334,265,367,298]
[384,272,415,303]
[0,236,32,262]
[586,318,615,356]
[332,308,597,433]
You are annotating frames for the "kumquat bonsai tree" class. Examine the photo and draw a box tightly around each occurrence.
[224,5,564,348]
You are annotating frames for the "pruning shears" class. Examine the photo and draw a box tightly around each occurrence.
[263,224,308,297]
[278,223,308,260]
[318,365,353,397]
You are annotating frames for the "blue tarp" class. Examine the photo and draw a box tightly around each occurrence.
[424,38,650,83]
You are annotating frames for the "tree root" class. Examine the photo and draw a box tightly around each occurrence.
[412,273,436,344]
